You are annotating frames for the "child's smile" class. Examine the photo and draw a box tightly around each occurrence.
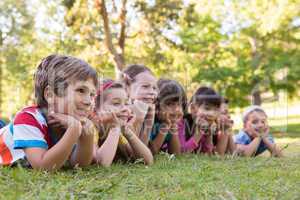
[128,72,158,104]
[50,79,96,122]
[244,111,268,137]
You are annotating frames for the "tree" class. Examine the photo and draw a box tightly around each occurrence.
[178,0,300,106]
[0,0,36,116]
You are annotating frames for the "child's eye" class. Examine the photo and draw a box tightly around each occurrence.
[112,102,121,106]
[142,85,150,88]
[76,88,86,94]
[204,106,210,110]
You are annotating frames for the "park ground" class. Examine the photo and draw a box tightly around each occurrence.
[1,115,299,200]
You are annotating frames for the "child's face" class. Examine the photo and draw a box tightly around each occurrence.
[128,72,158,104]
[191,103,220,124]
[244,111,269,137]
[51,78,96,122]
[158,101,183,124]
[220,102,229,115]
[98,88,131,122]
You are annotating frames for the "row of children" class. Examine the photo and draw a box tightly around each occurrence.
[0,54,282,170]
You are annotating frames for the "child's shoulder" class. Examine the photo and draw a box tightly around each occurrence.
[14,106,47,128]
[234,130,251,144]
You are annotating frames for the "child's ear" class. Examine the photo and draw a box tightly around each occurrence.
[44,85,54,104]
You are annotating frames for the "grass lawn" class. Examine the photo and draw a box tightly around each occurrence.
[1,122,300,199]
[1,154,300,200]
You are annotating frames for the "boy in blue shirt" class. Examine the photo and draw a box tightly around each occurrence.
[234,105,283,157]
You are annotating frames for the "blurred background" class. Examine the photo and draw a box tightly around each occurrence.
[0,0,299,138]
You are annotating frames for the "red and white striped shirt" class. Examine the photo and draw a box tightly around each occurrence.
[0,106,52,165]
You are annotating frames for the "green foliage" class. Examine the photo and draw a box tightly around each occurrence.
[177,1,300,106]
[1,0,300,116]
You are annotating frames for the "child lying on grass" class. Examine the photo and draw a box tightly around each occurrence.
[234,105,283,157]
[0,54,97,170]
[122,64,158,145]
[90,79,153,166]
[179,87,236,155]
[149,79,186,155]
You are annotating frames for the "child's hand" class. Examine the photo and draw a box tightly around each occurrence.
[159,123,171,135]
[259,125,270,138]
[144,103,155,126]
[81,118,97,137]
[48,112,82,135]
[195,113,210,131]
[114,107,132,126]
[88,110,114,126]
[169,123,178,135]
[217,114,234,132]
[245,124,264,138]
[158,110,172,125]
[128,100,149,121]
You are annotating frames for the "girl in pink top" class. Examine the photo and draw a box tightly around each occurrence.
[178,87,235,155]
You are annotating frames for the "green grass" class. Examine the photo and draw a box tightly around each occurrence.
[271,123,300,137]
[1,122,300,199]
[1,154,300,200]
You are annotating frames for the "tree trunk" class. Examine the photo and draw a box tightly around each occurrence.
[252,90,262,105]
[95,0,127,79]
[248,36,262,106]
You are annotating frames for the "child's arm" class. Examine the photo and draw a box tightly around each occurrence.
[139,104,155,145]
[24,113,82,171]
[236,137,261,157]
[168,126,181,155]
[70,119,95,167]
[93,127,121,167]
[200,132,214,155]
[215,114,235,155]
[262,137,283,157]
[117,141,134,160]
[149,124,169,155]
[124,127,153,165]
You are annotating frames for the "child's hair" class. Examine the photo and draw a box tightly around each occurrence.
[34,54,98,108]
[94,79,124,110]
[190,86,221,108]
[156,78,187,114]
[122,64,153,85]
[242,105,267,123]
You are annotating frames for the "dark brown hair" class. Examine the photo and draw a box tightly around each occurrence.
[122,64,153,85]
[190,86,221,108]
[34,54,98,108]
[156,78,187,114]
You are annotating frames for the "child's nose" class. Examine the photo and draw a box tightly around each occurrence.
[148,87,157,96]
[82,95,92,107]
[257,121,265,128]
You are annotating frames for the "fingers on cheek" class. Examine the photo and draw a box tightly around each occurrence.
[48,119,59,124]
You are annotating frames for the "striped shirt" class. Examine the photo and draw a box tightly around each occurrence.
[0,106,52,166]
